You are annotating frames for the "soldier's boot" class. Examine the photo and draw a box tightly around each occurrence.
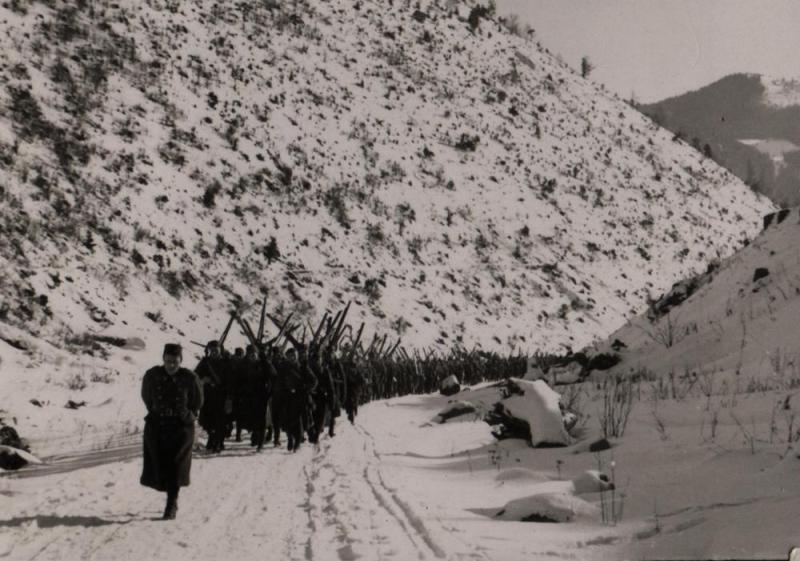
[163,489,179,520]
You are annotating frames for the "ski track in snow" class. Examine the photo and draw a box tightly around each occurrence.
[0,419,490,561]
[303,421,489,561]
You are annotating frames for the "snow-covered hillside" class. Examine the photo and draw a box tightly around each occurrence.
[0,0,773,365]
[596,206,800,383]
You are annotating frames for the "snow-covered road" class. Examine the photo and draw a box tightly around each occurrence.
[1,396,629,561]
[0,428,449,561]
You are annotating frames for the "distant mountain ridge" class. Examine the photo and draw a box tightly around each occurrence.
[0,0,773,362]
[642,73,800,206]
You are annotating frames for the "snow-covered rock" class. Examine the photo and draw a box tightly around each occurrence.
[548,363,584,385]
[490,378,572,446]
[0,444,43,471]
[522,359,545,381]
[494,491,599,523]
[493,470,614,523]
[432,400,476,423]
[439,375,461,397]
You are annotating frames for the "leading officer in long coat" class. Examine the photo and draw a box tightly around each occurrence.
[140,343,203,520]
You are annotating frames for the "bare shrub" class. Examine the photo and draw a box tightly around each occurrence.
[559,383,588,436]
[637,311,687,348]
[599,376,635,438]
[66,372,87,391]
[90,369,115,384]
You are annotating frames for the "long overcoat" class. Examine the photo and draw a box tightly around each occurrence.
[195,356,229,434]
[244,357,275,433]
[140,366,203,491]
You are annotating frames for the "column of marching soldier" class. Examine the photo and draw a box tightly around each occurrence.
[140,326,526,519]
[193,339,364,454]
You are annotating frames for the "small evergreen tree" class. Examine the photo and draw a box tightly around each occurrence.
[264,237,281,264]
[468,2,495,31]
[581,56,594,78]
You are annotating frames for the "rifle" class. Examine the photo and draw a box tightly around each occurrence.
[310,311,329,351]
[374,334,388,357]
[256,298,268,344]
[330,302,351,347]
[383,338,402,360]
[365,333,380,357]
[269,314,301,350]
[346,322,365,359]
[236,313,260,350]
[266,312,295,347]
[219,313,236,347]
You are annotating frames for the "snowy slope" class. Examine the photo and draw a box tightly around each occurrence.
[0,0,773,366]
[595,207,800,385]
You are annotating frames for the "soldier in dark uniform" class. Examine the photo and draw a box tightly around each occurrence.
[273,347,317,452]
[229,347,248,442]
[195,341,229,453]
[308,347,338,441]
[140,343,203,520]
[306,349,326,444]
[244,345,276,451]
[325,347,345,437]
[340,348,364,424]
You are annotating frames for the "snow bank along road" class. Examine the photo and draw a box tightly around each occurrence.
[0,396,624,561]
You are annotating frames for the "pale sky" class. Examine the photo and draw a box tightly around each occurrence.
[496,0,800,103]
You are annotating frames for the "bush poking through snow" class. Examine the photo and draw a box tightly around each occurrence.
[65,372,87,391]
[599,376,635,438]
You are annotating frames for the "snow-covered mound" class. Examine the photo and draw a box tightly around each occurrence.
[495,467,552,483]
[492,378,571,446]
[495,492,599,523]
[493,470,614,522]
